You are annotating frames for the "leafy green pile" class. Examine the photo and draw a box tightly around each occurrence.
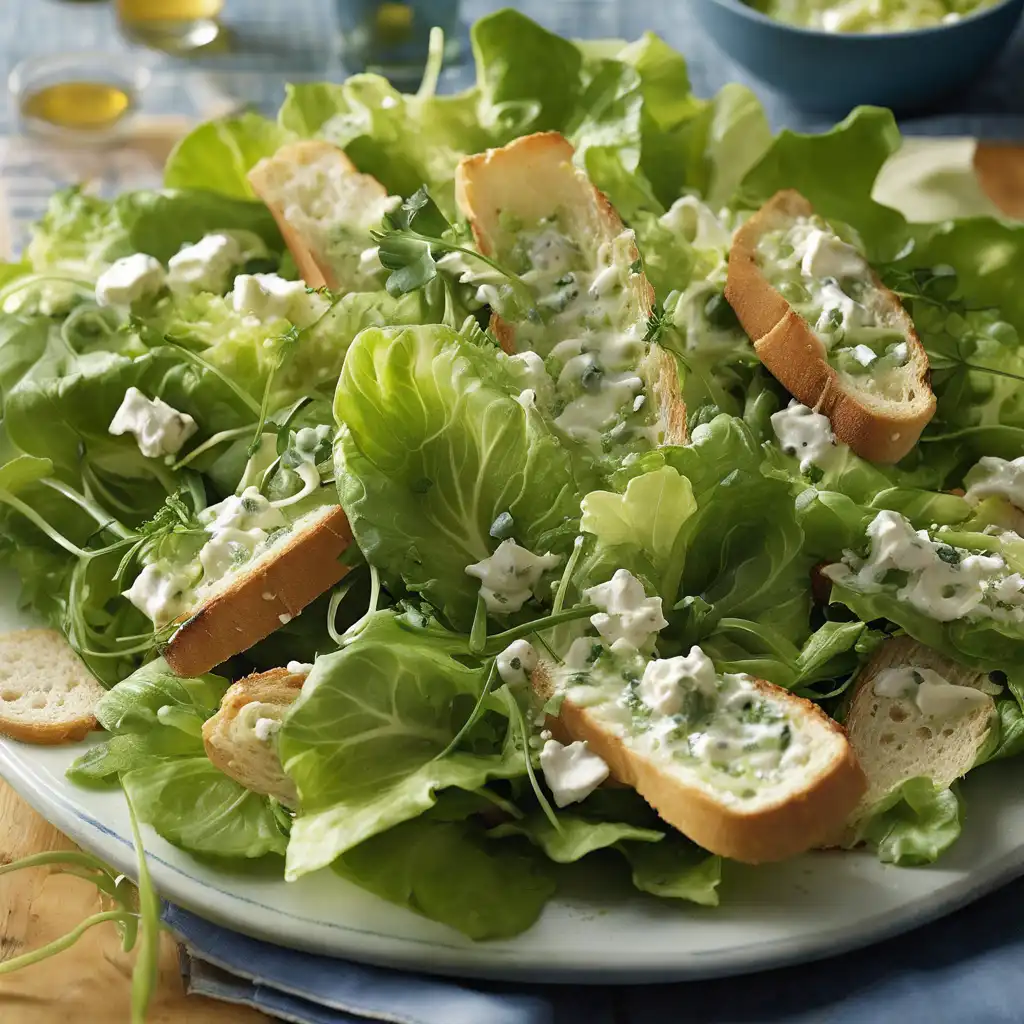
[3,7,1024,953]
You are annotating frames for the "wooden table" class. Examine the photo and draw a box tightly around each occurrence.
[1,142,1022,1024]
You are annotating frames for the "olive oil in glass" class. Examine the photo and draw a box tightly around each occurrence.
[20,81,133,132]
[116,0,223,52]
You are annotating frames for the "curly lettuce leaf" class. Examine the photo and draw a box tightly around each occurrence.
[854,778,962,866]
[335,324,580,627]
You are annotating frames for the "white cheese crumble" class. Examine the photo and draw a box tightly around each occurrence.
[873,666,990,721]
[95,253,166,308]
[825,510,1024,623]
[229,273,328,328]
[638,647,717,716]
[770,400,845,474]
[798,228,867,281]
[465,539,561,613]
[168,233,242,294]
[124,561,197,627]
[197,486,286,584]
[108,387,198,460]
[286,660,314,675]
[583,569,668,650]
[539,738,609,807]
[965,456,1024,510]
[496,639,538,687]
[254,717,282,743]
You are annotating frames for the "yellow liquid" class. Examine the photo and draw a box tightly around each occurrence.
[21,81,132,131]
[116,0,223,21]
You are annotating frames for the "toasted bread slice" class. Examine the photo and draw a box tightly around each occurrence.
[202,666,305,806]
[164,505,352,678]
[840,636,996,839]
[726,190,935,463]
[0,629,105,744]
[247,140,396,292]
[455,132,687,446]
[533,661,865,863]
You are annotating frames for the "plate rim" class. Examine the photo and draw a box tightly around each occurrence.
[4,735,1024,983]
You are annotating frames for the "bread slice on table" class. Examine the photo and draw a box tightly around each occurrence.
[248,140,396,292]
[164,505,352,679]
[0,629,106,745]
[455,131,687,446]
[203,666,306,806]
[726,189,935,463]
[838,635,997,841]
[532,661,866,864]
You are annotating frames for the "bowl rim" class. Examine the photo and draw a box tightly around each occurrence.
[702,0,1024,39]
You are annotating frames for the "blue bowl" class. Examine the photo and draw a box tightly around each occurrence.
[690,0,1024,116]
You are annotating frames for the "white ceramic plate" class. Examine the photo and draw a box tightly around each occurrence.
[2,573,1024,983]
[1,138,1019,982]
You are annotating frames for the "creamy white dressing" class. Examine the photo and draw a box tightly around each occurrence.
[108,387,197,460]
[465,539,561,613]
[539,738,609,807]
[551,640,811,797]
[124,561,199,627]
[496,639,538,687]
[95,253,166,308]
[966,456,1024,510]
[229,273,328,328]
[197,486,287,585]
[583,569,668,651]
[873,666,990,721]
[286,660,314,675]
[659,196,732,251]
[770,400,845,473]
[825,510,1024,623]
[168,233,242,295]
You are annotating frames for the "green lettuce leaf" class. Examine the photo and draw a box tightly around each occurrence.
[279,613,523,880]
[736,106,907,261]
[68,659,286,859]
[334,817,556,939]
[854,777,962,866]
[620,835,722,905]
[334,325,580,627]
[164,112,293,198]
[122,758,288,859]
[489,812,663,863]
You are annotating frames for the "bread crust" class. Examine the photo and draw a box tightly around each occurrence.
[456,132,687,444]
[726,189,935,463]
[534,663,866,864]
[203,666,305,804]
[248,140,391,293]
[0,629,104,745]
[164,507,353,678]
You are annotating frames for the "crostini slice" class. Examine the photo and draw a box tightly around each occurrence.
[839,635,997,841]
[533,646,866,864]
[455,131,687,448]
[726,189,935,463]
[162,504,352,678]
[0,629,106,745]
[248,140,397,293]
[203,665,308,806]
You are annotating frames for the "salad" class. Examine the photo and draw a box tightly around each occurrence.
[2,8,1024,945]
